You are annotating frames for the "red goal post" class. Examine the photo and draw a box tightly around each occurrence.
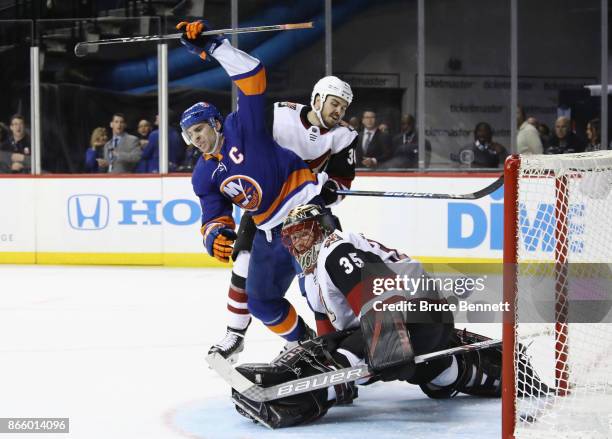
[502,152,612,438]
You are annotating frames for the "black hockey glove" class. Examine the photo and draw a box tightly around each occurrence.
[320,179,340,205]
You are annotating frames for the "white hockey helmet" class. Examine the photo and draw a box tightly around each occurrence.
[310,76,353,128]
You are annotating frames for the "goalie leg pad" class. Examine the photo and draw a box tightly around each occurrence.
[232,386,331,429]
[360,308,415,381]
[419,328,502,399]
[231,334,358,428]
[405,321,454,385]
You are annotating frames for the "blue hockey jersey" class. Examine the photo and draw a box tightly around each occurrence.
[191,40,326,239]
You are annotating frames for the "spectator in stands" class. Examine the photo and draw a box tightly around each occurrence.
[526,116,551,149]
[0,122,8,149]
[176,144,201,173]
[102,113,141,173]
[378,122,390,135]
[136,112,184,173]
[537,122,551,150]
[0,122,10,173]
[136,119,152,148]
[451,122,507,168]
[381,114,430,169]
[517,106,543,155]
[84,127,109,173]
[545,116,585,154]
[356,109,392,168]
[8,114,31,173]
[348,116,361,132]
[585,118,602,152]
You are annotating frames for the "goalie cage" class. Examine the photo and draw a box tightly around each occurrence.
[502,152,612,438]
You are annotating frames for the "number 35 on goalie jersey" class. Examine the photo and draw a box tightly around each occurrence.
[304,230,412,332]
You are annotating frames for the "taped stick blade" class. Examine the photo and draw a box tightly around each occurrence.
[206,353,254,393]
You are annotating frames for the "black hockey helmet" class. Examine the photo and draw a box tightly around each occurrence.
[281,204,336,274]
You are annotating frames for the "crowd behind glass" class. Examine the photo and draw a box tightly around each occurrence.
[0,103,605,174]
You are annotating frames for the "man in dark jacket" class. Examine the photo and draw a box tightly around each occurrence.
[545,116,585,154]
[356,110,391,169]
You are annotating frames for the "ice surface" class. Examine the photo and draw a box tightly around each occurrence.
[0,265,501,438]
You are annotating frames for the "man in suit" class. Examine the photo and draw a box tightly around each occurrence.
[356,109,391,168]
[99,113,141,173]
[384,113,431,169]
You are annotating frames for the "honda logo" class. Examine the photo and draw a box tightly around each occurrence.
[67,194,110,230]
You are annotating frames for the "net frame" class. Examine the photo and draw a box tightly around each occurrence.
[502,152,612,438]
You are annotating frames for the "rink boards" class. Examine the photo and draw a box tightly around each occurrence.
[0,173,504,266]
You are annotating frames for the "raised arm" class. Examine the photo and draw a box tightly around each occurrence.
[177,20,267,137]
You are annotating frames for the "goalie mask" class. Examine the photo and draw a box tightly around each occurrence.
[281,204,336,274]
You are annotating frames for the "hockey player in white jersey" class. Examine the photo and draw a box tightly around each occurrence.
[229,204,507,428]
[209,77,359,361]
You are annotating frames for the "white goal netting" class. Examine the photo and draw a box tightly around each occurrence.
[512,151,612,439]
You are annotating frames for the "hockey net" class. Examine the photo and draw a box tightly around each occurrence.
[503,152,612,439]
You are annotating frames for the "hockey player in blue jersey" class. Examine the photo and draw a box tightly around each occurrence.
[177,20,334,344]
[207,76,358,363]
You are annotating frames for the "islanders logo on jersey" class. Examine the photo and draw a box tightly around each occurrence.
[220,175,263,211]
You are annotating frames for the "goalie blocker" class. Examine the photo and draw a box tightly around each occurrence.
[229,204,510,428]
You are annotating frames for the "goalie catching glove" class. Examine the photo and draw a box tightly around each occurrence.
[176,19,227,61]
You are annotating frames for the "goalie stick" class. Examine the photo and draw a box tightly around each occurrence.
[206,337,502,402]
[74,22,313,57]
[336,174,503,200]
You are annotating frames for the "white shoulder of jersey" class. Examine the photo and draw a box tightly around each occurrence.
[317,230,363,266]
[273,101,304,115]
[272,101,305,140]
[328,122,358,151]
[273,102,357,154]
[317,230,412,267]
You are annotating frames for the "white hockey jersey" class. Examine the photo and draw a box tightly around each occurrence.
[305,230,422,331]
[273,102,358,175]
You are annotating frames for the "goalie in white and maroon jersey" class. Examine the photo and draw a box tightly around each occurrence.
[229,204,506,429]
[209,76,359,361]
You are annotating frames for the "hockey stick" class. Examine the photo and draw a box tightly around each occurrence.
[206,337,502,402]
[336,174,503,200]
[74,22,314,57]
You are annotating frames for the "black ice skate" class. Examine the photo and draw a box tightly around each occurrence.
[208,322,250,364]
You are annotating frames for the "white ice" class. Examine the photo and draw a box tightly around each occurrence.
[0,265,501,438]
